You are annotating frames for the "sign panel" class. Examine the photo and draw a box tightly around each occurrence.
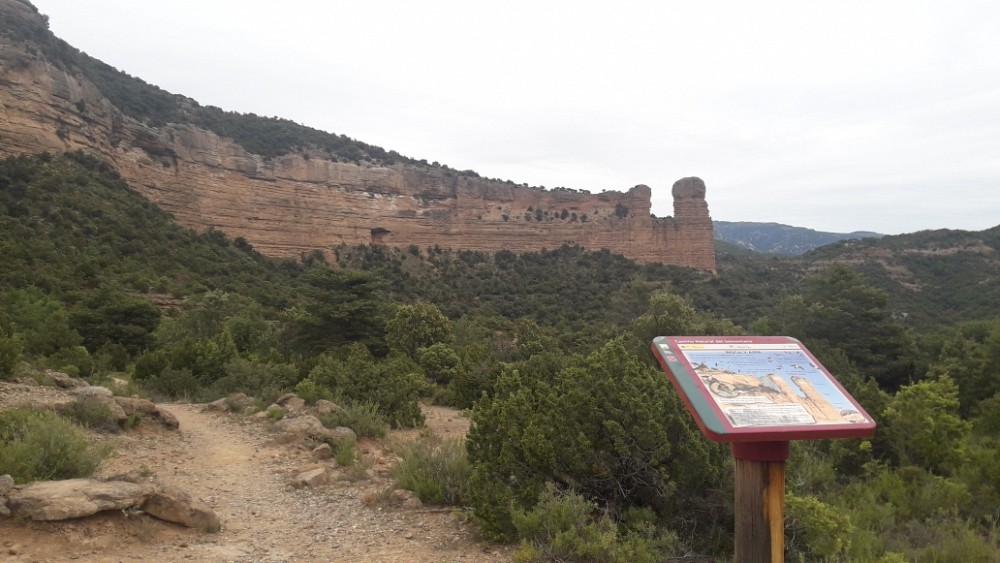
[651,336,876,442]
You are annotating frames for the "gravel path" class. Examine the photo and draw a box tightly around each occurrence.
[1,385,512,562]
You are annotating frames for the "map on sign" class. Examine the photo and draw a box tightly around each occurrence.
[651,336,876,441]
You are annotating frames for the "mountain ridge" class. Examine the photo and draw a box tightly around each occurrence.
[0,0,715,270]
[714,220,883,255]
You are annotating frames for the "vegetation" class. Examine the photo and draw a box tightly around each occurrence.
[1,148,999,558]
[391,437,470,505]
[0,408,109,483]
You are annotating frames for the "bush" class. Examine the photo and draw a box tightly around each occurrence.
[294,378,333,405]
[307,345,425,427]
[392,437,470,505]
[142,367,202,401]
[0,333,23,380]
[512,484,677,563]
[785,493,853,560]
[332,432,358,467]
[466,337,727,540]
[58,397,120,433]
[0,408,109,483]
[319,400,389,438]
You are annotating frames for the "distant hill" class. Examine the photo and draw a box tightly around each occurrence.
[714,221,883,255]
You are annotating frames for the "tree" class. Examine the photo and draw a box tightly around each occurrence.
[69,286,160,355]
[306,343,425,427]
[0,288,81,357]
[417,343,462,385]
[385,302,453,359]
[466,337,727,540]
[777,266,917,390]
[282,266,386,356]
[882,375,970,475]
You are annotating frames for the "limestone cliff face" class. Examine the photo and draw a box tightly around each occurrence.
[0,2,715,270]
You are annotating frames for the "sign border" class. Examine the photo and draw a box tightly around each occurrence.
[651,336,876,442]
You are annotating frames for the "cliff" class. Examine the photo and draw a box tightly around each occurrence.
[0,0,715,270]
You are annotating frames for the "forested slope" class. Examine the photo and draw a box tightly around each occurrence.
[2,151,1000,560]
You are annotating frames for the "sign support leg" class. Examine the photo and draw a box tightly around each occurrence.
[732,442,788,563]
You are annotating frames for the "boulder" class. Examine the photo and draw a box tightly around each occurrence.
[275,393,306,412]
[71,386,114,398]
[0,474,14,495]
[5,479,220,530]
[204,397,230,412]
[141,484,221,531]
[47,371,87,389]
[312,443,332,460]
[313,399,343,415]
[155,407,180,430]
[6,479,154,521]
[291,468,330,488]
[114,397,158,416]
[275,415,331,441]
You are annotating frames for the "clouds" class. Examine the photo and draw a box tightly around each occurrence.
[30,0,1000,234]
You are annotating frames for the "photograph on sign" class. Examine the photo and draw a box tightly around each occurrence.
[672,342,868,428]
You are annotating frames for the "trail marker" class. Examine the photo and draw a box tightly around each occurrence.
[651,336,875,562]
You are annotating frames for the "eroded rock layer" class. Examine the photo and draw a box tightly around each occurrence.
[0,1,715,270]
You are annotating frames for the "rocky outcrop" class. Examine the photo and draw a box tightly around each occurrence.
[0,1,715,270]
[2,477,220,530]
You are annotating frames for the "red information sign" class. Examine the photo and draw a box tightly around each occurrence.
[651,336,876,442]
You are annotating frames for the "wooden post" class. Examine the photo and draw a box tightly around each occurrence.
[732,441,789,563]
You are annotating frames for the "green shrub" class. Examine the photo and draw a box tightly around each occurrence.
[49,345,95,378]
[392,437,470,506]
[318,400,389,438]
[0,333,23,380]
[142,367,202,401]
[785,493,853,560]
[511,484,677,563]
[58,397,120,433]
[332,433,358,467]
[0,408,109,483]
[307,345,425,427]
[294,378,333,405]
[124,412,144,429]
[266,406,285,421]
[466,337,727,540]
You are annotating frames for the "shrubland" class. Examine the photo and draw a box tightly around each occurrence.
[2,152,1000,559]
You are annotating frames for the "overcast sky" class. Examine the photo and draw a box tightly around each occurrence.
[29,0,1000,235]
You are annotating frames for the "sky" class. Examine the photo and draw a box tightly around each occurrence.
[28,0,1000,235]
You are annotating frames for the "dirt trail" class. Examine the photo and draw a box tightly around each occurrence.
[1,400,512,563]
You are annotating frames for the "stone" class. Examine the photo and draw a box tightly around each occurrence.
[275,393,306,412]
[114,396,158,416]
[94,396,128,423]
[313,399,343,415]
[312,443,333,460]
[6,479,154,521]
[155,407,180,430]
[141,484,221,531]
[205,398,230,412]
[291,468,330,488]
[5,478,219,530]
[402,497,423,509]
[71,385,115,398]
[327,426,357,445]
[275,415,332,441]
[48,372,87,389]
[0,474,14,495]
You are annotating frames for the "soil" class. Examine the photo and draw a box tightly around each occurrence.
[0,382,513,562]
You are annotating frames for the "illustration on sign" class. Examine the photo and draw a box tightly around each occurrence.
[658,340,870,428]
